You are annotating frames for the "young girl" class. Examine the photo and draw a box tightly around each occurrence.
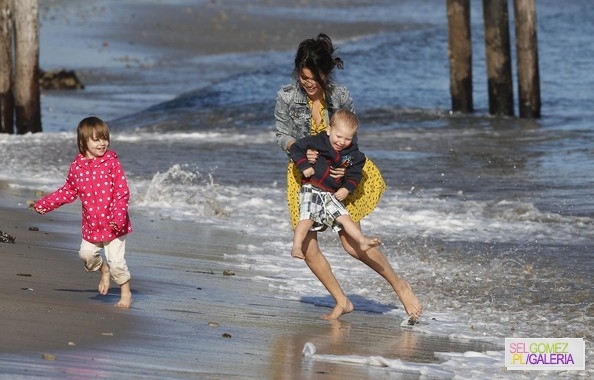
[35,116,133,308]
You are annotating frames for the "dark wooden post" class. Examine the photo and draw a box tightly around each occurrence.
[514,0,540,118]
[482,0,514,116]
[13,0,41,134]
[447,0,473,113]
[0,0,14,134]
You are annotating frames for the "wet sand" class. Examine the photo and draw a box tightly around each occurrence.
[0,188,498,378]
[0,1,501,378]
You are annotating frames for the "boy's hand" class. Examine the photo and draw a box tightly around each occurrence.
[335,188,349,201]
[303,167,315,178]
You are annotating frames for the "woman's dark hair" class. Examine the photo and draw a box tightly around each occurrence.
[293,33,344,92]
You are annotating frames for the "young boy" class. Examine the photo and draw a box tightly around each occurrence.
[289,109,381,259]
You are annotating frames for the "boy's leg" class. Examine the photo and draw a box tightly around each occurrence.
[292,219,314,259]
[335,214,381,251]
[104,236,132,308]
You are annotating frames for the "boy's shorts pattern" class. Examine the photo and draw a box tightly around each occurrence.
[287,158,386,230]
[299,184,348,231]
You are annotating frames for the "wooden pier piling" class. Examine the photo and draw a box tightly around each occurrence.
[447,0,473,113]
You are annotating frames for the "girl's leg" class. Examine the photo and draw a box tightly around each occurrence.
[302,230,353,320]
[79,240,110,295]
[104,236,132,308]
[338,224,422,320]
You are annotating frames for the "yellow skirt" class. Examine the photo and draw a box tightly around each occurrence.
[286,158,387,229]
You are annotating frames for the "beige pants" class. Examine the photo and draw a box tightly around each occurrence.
[79,236,130,285]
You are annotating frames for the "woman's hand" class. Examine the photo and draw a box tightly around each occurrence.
[329,166,346,179]
[306,149,319,164]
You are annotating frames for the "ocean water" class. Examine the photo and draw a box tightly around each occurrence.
[1,0,592,378]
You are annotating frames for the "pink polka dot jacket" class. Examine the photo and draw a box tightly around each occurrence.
[35,150,133,243]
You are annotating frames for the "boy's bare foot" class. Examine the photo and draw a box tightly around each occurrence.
[98,263,110,295]
[322,298,354,320]
[115,292,132,308]
[395,280,423,321]
[360,236,381,252]
[291,247,306,259]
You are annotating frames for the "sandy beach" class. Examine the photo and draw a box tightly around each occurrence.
[0,1,506,378]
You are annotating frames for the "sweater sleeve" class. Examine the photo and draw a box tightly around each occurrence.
[288,136,315,174]
[342,147,366,194]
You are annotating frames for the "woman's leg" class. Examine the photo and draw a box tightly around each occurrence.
[338,224,423,320]
[302,230,353,320]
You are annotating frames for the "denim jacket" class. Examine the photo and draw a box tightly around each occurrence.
[274,82,355,155]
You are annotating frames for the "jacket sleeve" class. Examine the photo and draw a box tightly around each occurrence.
[109,158,131,230]
[288,136,315,174]
[274,89,297,154]
[34,165,79,213]
[327,86,355,118]
[342,146,366,194]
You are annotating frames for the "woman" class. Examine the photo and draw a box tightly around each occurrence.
[275,33,422,321]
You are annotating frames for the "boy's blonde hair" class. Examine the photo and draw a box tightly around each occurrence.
[330,109,359,132]
[77,116,110,155]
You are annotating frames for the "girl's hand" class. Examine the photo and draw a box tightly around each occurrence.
[34,206,46,215]
[329,166,346,179]
[306,149,319,164]
[109,222,120,231]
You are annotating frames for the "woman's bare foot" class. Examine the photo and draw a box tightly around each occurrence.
[360,236,381,252]
[322,298,354,320]
[291,246,306,259]
[98,263,110,295]
[395,280,422,321]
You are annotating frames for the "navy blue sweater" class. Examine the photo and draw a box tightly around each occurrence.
[289,133,366,194]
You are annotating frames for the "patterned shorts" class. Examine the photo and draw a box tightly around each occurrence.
[299,184,348,231]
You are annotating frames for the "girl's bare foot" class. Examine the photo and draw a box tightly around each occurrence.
[98,263,110,295]
[115,292,132,308]
[395,280,422,321]
[322,298,354,320]
[291,247,306,259]
[360,236,381,252]
[115,281,132,308]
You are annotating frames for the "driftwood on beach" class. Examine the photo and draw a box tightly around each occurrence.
[39,69,85,90]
